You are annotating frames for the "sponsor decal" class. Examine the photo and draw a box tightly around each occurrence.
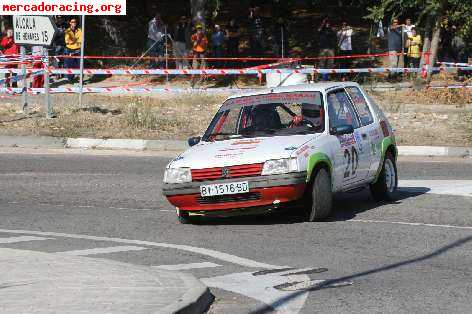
[284,146,298,151]
[219,146,258,152]
[354,132,364,154]
[226,92,318,107]
[369,128,382,142]
[214,153,244,159]
[337,133,356,148]
[296,145,310,156]
[231,139,262,146]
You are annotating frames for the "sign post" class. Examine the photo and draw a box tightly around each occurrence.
[20,46,27,112]
[78,15,85,107]
[13,15,57,118]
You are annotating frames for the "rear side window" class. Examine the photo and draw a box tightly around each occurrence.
[345,87,374,126]
[327,89,360,130]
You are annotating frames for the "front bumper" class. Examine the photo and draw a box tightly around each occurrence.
[163,172,307,212]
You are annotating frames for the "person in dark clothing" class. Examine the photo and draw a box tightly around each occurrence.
[226,19,240,59]
[52,16,67,71]
[173,16,190,69]
[318,17,337,80]
[387,18,403,68]
[273,17,289,58]
[211,24,226,68]
[248,6,265,56]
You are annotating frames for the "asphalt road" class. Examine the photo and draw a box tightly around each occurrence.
[1,148,472,313]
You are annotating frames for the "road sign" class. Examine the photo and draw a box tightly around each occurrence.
[13,15,58,46]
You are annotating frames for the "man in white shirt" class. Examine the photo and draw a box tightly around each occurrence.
[337,21,353,70]
[404,18,415,37]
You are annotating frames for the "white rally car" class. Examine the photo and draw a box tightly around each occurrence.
[163,82,398,224]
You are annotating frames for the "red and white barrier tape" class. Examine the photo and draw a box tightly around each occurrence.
[0,87,256,94]
[4,66,469,75]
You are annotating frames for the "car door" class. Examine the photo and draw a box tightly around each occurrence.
[345,85,382,181]
[326,88,369,190]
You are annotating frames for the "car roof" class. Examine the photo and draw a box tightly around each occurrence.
[226,82,361,100]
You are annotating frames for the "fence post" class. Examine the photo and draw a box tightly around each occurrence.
[20,46,28,112]
[44,49,53,118]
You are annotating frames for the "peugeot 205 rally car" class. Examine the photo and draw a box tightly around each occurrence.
[163,82,398,224]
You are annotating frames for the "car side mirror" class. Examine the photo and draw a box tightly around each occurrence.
[330,125,354,135]
[188,136,201,147]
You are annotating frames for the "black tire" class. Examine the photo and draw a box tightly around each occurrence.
[177,210,197,224]
[304,168,333,222]
[370,151,398,202]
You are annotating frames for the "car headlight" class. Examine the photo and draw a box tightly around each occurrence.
[163,167,192,183]
[261,158,298,176]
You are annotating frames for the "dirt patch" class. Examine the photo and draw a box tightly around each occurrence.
[1,89,471,146]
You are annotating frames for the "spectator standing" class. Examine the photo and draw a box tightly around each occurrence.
[173,16,190,69]
[191,25,208,69]
[52,15,67,70]
[1,28,19,87]
[404,18,415,37]
[64,18,82,82]
[387,18,403,68]
[147,13,167,69]
[226,19,241,64]
[211,24,226,68]
[273,17,288,58]
[406,27,421,68]
[31,46,46,88]
[337,21,353,69]
[318,17,336,80]
[248,6,265,56]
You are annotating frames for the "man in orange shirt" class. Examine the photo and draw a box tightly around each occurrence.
[191,25,208,69]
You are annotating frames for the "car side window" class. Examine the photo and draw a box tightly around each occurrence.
[327,90,360,130]
[345,87,374,126]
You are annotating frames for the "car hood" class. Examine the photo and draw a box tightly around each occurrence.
[168,134,319,169]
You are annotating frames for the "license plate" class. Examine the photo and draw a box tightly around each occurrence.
[200,181,249,197]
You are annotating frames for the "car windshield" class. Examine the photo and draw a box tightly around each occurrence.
[203,91,324,141]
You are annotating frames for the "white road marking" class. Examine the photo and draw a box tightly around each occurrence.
[55,245,147,256]
[153,262,221,271]
[399,180,472,197]
[0,229,283,269]
[350,219,472,231]
[202,271,310,313]
[0,236,52,244]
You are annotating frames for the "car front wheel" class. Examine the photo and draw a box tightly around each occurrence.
[370,151,398,201]
[304,168,333,222]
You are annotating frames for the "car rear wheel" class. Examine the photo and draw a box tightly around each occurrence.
[304,168,333,222]
[370,151,398,202]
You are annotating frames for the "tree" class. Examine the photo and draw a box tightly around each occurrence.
[365,0,472,81]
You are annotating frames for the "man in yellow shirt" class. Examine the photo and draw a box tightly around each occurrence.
[406,27,421,68]
[64,18,82,82]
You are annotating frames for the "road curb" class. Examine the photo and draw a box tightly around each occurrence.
[0,248,213,314]
[163,272,214,314]
[0,136,471,157]
[397,146,472,157]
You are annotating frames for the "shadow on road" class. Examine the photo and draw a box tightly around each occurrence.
[196,187,430,226]
[250,234,472,314]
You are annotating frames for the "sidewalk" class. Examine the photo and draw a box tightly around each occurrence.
[0,248,212,314]
[0,135,471,157]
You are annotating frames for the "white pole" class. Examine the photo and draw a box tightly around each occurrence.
[44,49,53,118]
[20,46,28,112]
[281,26,284,59]
[78,15,85,107]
